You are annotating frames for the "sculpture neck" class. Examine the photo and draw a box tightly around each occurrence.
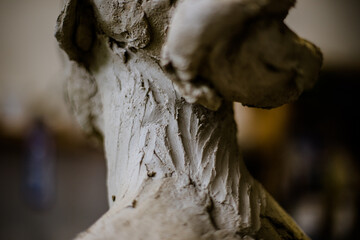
[101,71,244,205]
[91,39,261,229]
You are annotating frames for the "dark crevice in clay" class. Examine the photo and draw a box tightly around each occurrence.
[108,37,127,49]
[206,197,219,230]
[55,0,96,66]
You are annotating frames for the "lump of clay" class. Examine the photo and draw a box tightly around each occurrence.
[91,0,151,49]
[162,0,322,110]
[56,0,151,62]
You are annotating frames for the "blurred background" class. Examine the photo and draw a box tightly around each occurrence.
[0,0,359,239]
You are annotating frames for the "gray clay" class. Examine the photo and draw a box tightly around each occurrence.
[55,0,322,239]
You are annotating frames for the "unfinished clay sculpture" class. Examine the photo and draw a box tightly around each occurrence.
[55,0,322,239]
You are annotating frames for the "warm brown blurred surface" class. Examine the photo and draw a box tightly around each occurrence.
[0,0,359,239]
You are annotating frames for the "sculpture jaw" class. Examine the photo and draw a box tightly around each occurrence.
[162,0,322,110]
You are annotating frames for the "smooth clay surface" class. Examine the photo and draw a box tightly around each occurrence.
[55,0,322,239]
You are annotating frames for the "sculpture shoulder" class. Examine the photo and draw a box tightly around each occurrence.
[75,178,242,240]
[74,179,308,240]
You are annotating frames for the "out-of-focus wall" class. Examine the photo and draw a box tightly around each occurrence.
[0,2,108,240]
[0,0,73,135]
[286,0,360,68]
